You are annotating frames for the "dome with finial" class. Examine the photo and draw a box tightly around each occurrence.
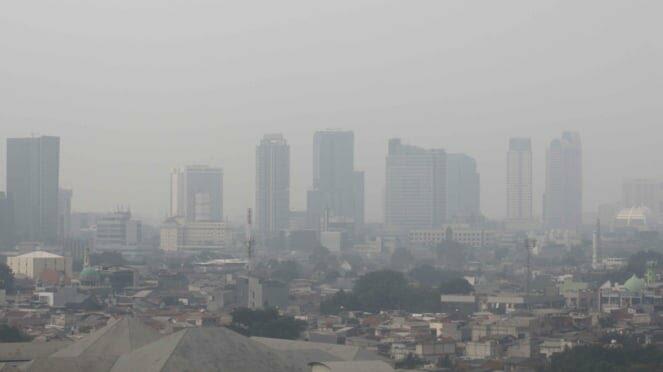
[623,274,646,293]
[79,267,101,284]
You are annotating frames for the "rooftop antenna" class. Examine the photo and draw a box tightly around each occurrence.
[246,208,254,273]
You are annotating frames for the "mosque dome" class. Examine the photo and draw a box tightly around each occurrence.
[623,274,646,293]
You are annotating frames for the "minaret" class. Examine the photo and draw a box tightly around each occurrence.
[592,219,602,269]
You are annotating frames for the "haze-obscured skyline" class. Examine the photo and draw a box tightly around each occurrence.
[1,1,662,223]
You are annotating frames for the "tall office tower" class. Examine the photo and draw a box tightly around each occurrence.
[170,165,223,222]
[0,192,15,248]
[307,130,364,230]
[385,138,446,233]
[446,153,481,221]
[6,136,60,243]
[543,132,583,230]
[255,134,290,236]
[622,178,662,217]
[57,188,73,240]
[507,138,533,221]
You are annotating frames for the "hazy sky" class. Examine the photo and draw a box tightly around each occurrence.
[1,1,662,224]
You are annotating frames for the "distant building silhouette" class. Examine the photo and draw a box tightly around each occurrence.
[543,132,582,230]
[0,192,15,248]
[307,130,364,230]
[6,136,60,243]
[446,153,481,222]
[622,178,663,219]
[385,138,446,233]
[58,188,73,240]
[255,134,290,237]
[507,138,533,221]
[170,165,223,222]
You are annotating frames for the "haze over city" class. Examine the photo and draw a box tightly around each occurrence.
[3,2,663,372]
[2,1,662,223]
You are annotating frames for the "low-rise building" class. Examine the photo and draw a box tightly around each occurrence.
[160,218,233,251]
[409,225,496,248]
[7,251,72,280]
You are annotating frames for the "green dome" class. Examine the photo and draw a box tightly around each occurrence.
[623,274,646,292]
[80,267,101,282]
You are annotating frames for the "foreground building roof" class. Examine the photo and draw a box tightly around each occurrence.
[26,317,162,372]
[110,327,307,372]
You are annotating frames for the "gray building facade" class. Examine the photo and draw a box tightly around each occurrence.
[170,165,224,222]
[385,138,446,233]
[446,153,481,221]
[543,132,583,230]
[307,130,364,230]
[6,136,60,243]
[255,134,290,236]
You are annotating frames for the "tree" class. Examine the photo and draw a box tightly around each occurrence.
[269,260,301,283]
[228,308,306,340]
[353,270,410,312]
[548,343,663,372]
[439,277,474,295]
[409,265,461,287]
[320,270,444,314]
[390,247,414,271]
[0,263,15,293]
[0,325,31,342]
[320,290,361,315]
[395,353,425,369]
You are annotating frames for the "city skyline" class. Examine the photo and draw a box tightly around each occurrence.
[0,129,659,225]
[2,2,662,223]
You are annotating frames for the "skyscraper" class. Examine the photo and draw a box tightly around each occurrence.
[307,130,364,230]
[170,165,223,222]
[543,132,583,230]
[385,138,446,232]
[58,188,73,240]
[255,134,290,236]
[6,136,60,243]
[446,153,481,221]
[0,192,15,248]
[507,138,533,221]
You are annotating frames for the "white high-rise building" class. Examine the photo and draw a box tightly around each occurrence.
[170,165,223,222]
[543,132,583,230]
[385,138,446,233]
[255,134,290,237]
[507,138,533,221]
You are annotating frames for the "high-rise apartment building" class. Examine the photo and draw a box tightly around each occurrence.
[507,138,533,221]
[543,132,583,230]
[170,165,223,222]
[0,192,15,248]
[385,139,446,232]
[255,134,290,236]
[307,130,364,230]
[6,136,60,243]
[446,153,481,221]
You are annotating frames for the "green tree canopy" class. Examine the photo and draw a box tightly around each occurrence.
[439,277,474,295]
[0,263,15,293]
[0,325,31,342]
[228,307,306,340]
